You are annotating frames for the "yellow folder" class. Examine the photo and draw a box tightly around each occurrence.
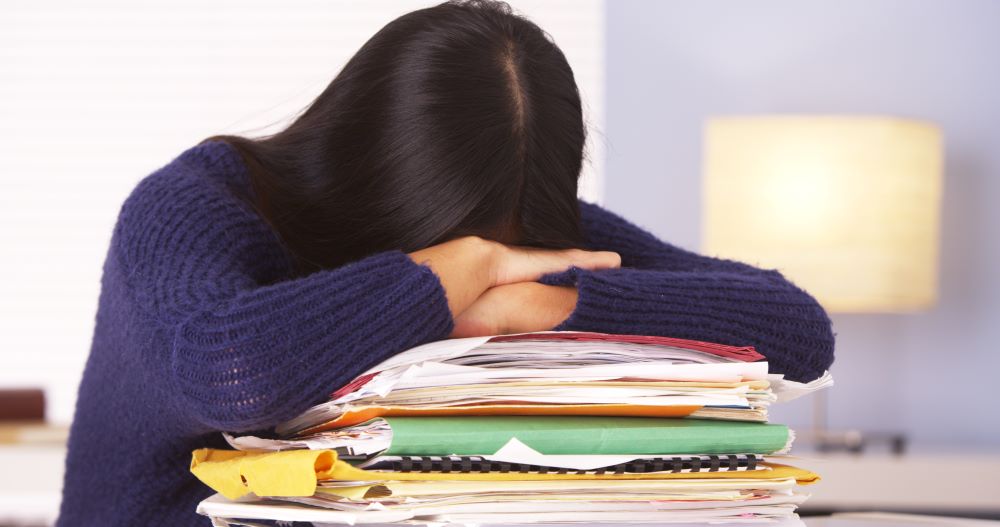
[190,448,819,500]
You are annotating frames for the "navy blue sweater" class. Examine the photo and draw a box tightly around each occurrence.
[57,140,834,525]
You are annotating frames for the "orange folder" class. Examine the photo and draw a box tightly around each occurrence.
[304,403,703,434]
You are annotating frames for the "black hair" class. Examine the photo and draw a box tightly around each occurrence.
[208,0,587,274]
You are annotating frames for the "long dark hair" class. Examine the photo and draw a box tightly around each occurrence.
[208,0,587,274]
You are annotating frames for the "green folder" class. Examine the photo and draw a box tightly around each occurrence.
[381,416,790,456]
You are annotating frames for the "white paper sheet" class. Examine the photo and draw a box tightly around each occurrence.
[383,362,769,393]
[769,371,834,403]
[196,493,414,524]
[484,437,656,470]
[197,492,808,525]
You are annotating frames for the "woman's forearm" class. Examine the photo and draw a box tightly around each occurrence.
[170,250,454,432]
[451,282,579,337]
[542,266,834,382]
[409,235,620,319]
[408,236,498,317]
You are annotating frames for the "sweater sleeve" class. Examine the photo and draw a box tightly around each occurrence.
[539,200,835,382]
[115,168,454,433]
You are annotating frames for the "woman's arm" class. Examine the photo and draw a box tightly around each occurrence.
[116,171,619,433]
[116,172,458,433]
[410,236,619,317]
[536,200,835,383]
[573,200,781,275]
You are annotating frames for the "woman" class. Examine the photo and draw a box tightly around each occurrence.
[57,1,834,524]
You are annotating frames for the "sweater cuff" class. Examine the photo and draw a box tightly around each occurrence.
[540,266,591,332]
[538,266,582,288]
[538,266,608,331]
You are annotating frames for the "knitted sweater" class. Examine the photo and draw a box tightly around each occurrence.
[56,140,834,526]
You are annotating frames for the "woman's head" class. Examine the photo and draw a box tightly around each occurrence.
[213,0,587,273]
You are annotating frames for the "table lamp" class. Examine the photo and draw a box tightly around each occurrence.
[701,115,943,451]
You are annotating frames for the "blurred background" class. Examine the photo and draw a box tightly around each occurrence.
[1,0,998,524]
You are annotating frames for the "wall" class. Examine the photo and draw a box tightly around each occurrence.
[604,0,1000,448]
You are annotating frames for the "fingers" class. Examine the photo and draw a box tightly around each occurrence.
[493,244,621,285]
[561,248,621,271]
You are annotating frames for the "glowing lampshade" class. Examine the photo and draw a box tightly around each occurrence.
[702,116,943,313]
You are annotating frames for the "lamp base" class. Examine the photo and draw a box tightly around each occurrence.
[804,389,907,455]
[795,429,907,455]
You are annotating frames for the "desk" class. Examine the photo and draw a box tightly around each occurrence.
[0,445,65,526]
[805,512,1000,526]
[796,454,1000,514]
[2,446,999,526]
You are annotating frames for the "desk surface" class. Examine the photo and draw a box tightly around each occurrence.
[2,445,999,526]
[794,453,1000,513]
[805,513,1000,526]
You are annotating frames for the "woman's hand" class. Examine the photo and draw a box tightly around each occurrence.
[451,282,579,338]
[491,244,620,286]
[408,236,618,318]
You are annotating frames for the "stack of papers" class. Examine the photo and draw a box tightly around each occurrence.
[190,331,832,525]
